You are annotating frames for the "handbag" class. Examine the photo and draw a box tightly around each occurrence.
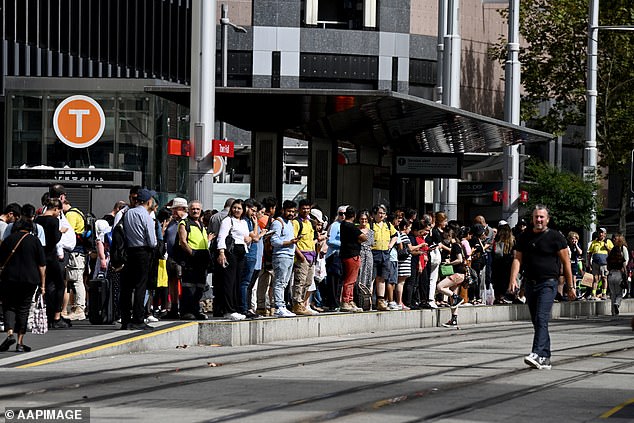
[580,272,594,288]
[224,217,235,254]
[0,232,29,276]
[440,263,454,277]
[397,245,410,261]
[28,292,48,335]
[156,259,168,288]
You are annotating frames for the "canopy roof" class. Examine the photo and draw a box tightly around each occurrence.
[145,86,553,153]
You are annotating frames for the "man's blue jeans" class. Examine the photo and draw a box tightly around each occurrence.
[239,255,257,313]
[525,278,557,358]
[272,255,294,309]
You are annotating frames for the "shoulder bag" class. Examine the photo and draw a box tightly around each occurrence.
[0,232,29,277]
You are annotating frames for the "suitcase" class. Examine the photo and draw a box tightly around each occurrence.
[88,274,115,325]
[354,283,372,311]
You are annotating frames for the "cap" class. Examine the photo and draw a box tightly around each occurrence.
[598,227,607,233]
[168,197,188,209]
[337,205,349,214]
[310,209,325,224]
[498,220,508,227]
[471,224,486,236]
[137,189,157,203]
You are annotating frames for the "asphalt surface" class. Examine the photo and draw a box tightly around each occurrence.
[1,315,633,422]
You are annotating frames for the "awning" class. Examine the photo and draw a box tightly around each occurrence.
[145,86,553,154]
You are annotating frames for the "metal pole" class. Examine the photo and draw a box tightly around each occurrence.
[433,0,447,211]
[584,0,599,245]
[220,4,228,141]
[189,0,216,210]
[502,0,520,227]
[442,0,460,220]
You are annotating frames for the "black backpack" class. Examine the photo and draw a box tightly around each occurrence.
[66,207,97,252]
[169,218,191,267]
[109,220,127,270]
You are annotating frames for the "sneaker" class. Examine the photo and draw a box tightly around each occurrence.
[442,319,458,328]
[524,352,539,368]
[145,315,159,323]
[245,310,262,319]
[275,307,296,318]
[0,335,16,352]
[428,300,439,309]
[450,294,464,309]
[536,356,552,370]
[69,309,86,321]
[387,301,399,310]
[224,312,246,321]
[340,302,355,312]
[304,306,319,315]
[400,304,410,311]
[613,304,620,316]
[349,301,363,312]
[377,299,389,311]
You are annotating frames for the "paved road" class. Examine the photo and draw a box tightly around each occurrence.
[1,316,633,422]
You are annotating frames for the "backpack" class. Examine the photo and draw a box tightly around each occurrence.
[66,207,96,252]
[169,218,191,267]
[263,217,282,263]
[354,283,372,311]
[109,220,127,271]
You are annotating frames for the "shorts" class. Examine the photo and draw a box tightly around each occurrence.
[372,250,391,281]
[592,262,608,277]
[386,261,398,284]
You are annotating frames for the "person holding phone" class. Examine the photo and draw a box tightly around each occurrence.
[270,201,300,317]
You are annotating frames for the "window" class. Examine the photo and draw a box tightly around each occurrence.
[304,0,377,30]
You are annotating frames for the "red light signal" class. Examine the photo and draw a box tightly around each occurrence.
[168,138,191,157]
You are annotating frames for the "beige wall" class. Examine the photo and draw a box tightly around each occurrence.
[219,0,252,26]
[411,0,508,118]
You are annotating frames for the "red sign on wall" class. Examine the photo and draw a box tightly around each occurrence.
[213,139,234,158]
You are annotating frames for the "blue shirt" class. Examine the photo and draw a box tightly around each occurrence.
[325,220,342,259]
[245,217,258,259]
[123,205,157,248]
[270,217,295,258]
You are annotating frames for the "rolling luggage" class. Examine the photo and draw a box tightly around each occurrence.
[354,283,372,311]
[88,274,115,325]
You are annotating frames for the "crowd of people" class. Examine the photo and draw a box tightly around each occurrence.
[0,184,632,353]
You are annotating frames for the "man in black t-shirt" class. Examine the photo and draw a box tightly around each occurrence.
[340,207,367,312]
[509,205,574,370]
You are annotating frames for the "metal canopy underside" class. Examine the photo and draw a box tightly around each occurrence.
[145,86,553,154]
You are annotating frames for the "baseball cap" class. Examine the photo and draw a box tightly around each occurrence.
[337,205,349,214]
[498,220,508,227]
[137,189,157,203]
[598,227,607,233]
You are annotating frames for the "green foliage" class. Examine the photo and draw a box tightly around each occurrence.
[523,160,599,231]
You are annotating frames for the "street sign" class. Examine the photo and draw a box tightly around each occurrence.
[213,156,225,177]
[53,95,105,149]
[213,139,235,157]
[583,165,596,183]
[395,154,463,178]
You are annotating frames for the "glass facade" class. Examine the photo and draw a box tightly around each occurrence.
[6,89,191,198]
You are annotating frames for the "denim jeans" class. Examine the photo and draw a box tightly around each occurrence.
[525,278,557,358]
[240,255,257,313]
[272,255,294,309]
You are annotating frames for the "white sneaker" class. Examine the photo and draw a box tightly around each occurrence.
[145,315,159,323]
[275,307,296,317]
[428,301,439,309]
[305,306,319,315]
[388,301,399,310]
[224,312,246,321]
[524,352,539,368]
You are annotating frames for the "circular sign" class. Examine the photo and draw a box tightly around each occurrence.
[53,95,106,149]
[213,156,225,177]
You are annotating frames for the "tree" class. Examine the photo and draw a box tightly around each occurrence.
[489,1,634,234]
[523,160,599,232]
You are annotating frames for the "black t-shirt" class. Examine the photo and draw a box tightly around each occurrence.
[516,229,567,281]
[469,237,486,270]
[34,215,62,258]
[0,231,46,286]
[340,221,362,259]
[450,242,466,274]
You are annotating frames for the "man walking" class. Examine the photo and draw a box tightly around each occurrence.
[121,188,157,330]
[508,205,574,370]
